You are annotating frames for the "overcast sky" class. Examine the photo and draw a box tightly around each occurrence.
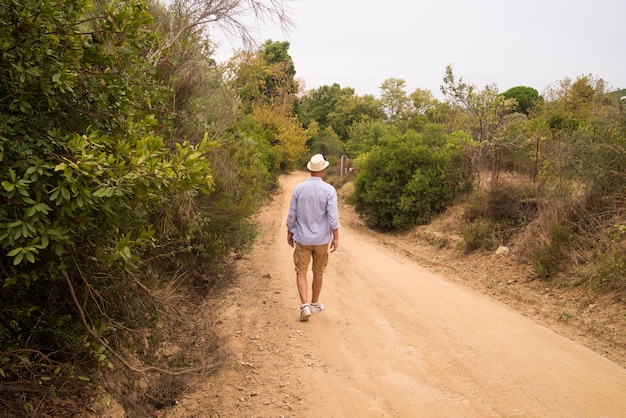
[212,0,626,99]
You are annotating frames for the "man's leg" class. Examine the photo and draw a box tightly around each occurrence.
[311,272,323,304]
[296,272,309,305]
[310,243,329,304]
[293,243,311,305]
[296,271,313,321]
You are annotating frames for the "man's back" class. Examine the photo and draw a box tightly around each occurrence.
[287,177,339,246]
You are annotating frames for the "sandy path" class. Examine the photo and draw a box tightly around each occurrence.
[166,171,626,417]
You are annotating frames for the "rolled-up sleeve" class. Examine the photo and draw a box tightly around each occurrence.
[327,188,340,231]
[286,188,299,232]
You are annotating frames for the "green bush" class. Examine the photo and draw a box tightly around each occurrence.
[349,131,473,230]
[462,182,538,250]
[462,218,495,252]
[533,221,574,278]
[0,1,225,410]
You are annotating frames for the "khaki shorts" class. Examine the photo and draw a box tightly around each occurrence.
[293,242,330,274]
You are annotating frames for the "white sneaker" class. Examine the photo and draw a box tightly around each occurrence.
[310,302,324,314]
[300,304,312,322]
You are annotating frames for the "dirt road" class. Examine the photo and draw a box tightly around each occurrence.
[165,171,626,417]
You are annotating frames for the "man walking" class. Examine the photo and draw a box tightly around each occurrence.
[286,154,340,322]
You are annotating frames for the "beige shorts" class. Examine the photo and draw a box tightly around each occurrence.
[293,242,330,274]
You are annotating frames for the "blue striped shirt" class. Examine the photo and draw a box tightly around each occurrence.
[286,177,340,245]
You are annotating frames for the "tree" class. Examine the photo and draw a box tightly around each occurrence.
[541,75,606,131]
[260,40,298,108]
[226,40,306,171]
[246,104,308,170]
[440,65,517,185]
[535,75,624,197]
[297,83,355,129]
[379,77,410,121]
[410,88,437,115]
[501,86,540,115]
[328,93,385,141]
[307,124,345,162]
[149,0,293,64]
[228,40,299,112]
[344,120,398,158]
[407,88,440,131]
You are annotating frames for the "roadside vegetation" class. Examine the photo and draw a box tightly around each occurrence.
[1,0,624,415]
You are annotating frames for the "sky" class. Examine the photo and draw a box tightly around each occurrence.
[212,0,626,99]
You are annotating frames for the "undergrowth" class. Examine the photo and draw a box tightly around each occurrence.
[458,176,625,294]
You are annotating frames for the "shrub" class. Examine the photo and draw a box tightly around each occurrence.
[532,221,574,278]
[462,218,495,252]
[0,1,234,413]
[349,132,473,230]
[462,182,538,250]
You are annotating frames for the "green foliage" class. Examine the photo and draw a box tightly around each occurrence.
[232,115,282,177]
[462,218,495,252]
[349,131,473,230]
[556,120,625,206]
[441,65,519,184]
[0,0,226,410]
[306,124,345,158]
[501,86,540,114]
[226,41,305,172]
[0,0,164,266]
[246,104,308,171]
[296,84,387,142]
[462,183,539,251]
[259,40,298,104]
[0,0,300,414]
[379,77,411,121]
[516,78,625,284]
[533,221,574,278]
[261,39,295,76]
[230,40,298,114]
[534,76,625,226]
[539,75,603,133]
[329,94,386,141]
[344,120,399,158]
[297,83,356,129]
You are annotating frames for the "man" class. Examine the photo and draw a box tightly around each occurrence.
[286,154,340,322]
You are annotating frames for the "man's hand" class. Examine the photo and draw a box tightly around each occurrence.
[329,237,339,253]
[329,229,339,253]
[287,231,295,248]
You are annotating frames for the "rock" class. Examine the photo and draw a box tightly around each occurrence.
[495,246,509,256]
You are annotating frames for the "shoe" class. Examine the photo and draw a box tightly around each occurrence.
[300,305,312,322]
[310,302,324,314]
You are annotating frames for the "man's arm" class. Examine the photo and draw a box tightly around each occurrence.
[286,188,298,248]
[327,187,340,253]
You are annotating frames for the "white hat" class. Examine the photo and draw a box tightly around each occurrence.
[306,154,329,172]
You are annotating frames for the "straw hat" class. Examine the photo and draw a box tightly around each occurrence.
[306,154,329,172]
